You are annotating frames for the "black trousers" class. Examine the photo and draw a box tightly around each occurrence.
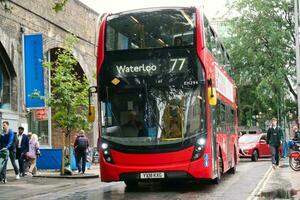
[16,148,26,176]
[75,150,87,173]
[9,150,19,175]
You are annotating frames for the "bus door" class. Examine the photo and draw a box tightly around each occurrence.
[210,107,218,177]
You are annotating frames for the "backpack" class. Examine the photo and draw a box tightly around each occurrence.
[77,137,88,149]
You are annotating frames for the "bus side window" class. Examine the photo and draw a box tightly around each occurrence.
[220,103,226,133]
[203,15,212,51]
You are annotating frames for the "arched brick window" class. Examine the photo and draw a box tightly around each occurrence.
[0,43,13,110]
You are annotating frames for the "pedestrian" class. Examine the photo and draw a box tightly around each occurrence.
[267,117,283,169]
[74,130,89,174]
[16,126,29,177]
[292,125,300,141]
[0,121,15,183]
[0,132,9,184]
[26,133,40,176]
[8,131,20,179]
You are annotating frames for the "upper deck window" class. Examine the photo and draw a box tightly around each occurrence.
[106,8,196,51]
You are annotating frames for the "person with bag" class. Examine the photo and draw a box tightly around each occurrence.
[74,130,89,174]
[26,133,40,176]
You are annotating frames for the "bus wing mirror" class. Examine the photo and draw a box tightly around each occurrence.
[88,105,95,122]
[208,87,217,106]
[88,86,97,123]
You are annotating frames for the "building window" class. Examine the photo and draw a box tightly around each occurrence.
[0,53,11,110]
[28,109,49,145]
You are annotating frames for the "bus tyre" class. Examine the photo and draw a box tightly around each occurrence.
[213,152,223,184]
[124,180,138,187]
[229,150,237,174]
[251,150,259,162]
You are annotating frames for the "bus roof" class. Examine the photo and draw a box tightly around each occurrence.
[106,5,202,15]
[108,6,197,15]
[102,0,203,14]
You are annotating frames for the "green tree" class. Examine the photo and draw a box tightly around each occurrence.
[225,0,296,127]
[44,35,90,175]
[0,0,11,11]
[52,0,69,12]
[0,0,68,12]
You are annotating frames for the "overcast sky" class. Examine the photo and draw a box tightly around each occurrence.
[79,0,228,20]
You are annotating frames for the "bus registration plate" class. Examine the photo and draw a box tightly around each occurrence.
[140,172,165,179]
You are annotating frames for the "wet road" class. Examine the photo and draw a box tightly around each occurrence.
[1,158,272,200]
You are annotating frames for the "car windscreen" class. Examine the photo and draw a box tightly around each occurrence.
[238,135,260,143]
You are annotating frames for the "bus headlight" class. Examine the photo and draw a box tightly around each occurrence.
[101,142,114,164]
[101,143,108,150]
[192,137,206,161]
[197,138,206,146]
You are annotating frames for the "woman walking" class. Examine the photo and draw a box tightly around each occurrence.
[26,133,40,176]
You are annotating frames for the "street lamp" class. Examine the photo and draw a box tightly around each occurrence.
[294,0,300,125]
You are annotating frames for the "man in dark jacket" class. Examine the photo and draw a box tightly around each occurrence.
[16,127,29,177]
[74,130,89,174]
[267,118,283,169]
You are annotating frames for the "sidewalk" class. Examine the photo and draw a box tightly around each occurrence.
[8,164,100,179]
[255,158,300,199]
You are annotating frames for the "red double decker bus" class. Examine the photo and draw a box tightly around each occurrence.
[95,7,238,185]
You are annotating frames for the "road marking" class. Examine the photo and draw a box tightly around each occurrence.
[247,165,273,200]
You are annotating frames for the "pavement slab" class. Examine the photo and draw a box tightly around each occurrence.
[255,158,300,199]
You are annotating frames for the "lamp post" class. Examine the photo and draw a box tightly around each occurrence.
[294,0,300,125]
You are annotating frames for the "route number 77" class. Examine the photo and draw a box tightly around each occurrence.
[170,58,186,72]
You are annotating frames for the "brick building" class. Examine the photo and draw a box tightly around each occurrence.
[0,0,99,148]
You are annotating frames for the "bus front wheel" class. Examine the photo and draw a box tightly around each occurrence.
[229,149,237,174]
[213,152,223,184]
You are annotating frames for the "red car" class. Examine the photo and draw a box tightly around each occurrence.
[239,133,282,161]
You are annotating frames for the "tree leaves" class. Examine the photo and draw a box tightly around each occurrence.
[225,0,297,127]
[52,0,68,13]
[44,34,90,134]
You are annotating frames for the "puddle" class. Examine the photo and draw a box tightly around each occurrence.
[259,188,298,199]
[279,164,290,168]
